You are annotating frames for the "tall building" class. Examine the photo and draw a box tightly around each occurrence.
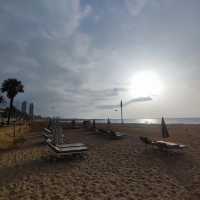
[21,101,27,113]
[29,103,34,118]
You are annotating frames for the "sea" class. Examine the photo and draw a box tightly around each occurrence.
[95,118,200,125]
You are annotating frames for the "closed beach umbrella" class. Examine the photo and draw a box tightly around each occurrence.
[161,117,170,138]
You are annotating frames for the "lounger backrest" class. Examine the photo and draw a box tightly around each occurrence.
[44,128,52,134]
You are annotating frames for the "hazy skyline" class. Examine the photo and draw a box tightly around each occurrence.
[1,0,200,118]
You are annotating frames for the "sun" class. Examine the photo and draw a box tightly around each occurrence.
[129,71,163,97]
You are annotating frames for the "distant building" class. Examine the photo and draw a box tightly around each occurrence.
[21,101,27,113]
[29,103,34,118]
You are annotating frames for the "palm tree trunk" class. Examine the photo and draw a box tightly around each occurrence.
[7,97,14,125]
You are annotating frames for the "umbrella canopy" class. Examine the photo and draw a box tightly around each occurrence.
[161,117,170,138]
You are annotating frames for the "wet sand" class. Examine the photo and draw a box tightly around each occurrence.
[0,123,200,200]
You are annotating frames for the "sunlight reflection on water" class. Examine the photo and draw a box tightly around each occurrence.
[135,118,159,124]
[95,118,200,124]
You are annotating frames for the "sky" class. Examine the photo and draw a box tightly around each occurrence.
[0,0,200,119]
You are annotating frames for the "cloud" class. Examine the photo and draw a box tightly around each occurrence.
[125,0,149,16]
[82,4,93,18]
[97,96,152,110]
[63,87,127,109]
[0,0,200,118]
[0,0,96,117]
[124,96,152,105]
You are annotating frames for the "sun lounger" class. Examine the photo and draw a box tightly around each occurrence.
[46,138,85,148]
[46,139,88,156]
[43,128,53,139]
[98,129,108,134]
[95,129,108,137]
[139,136,187,151]
[44,128,52,134]
[108,130,126,139]
[56,143,86,148]
[140,118,188,152]
[158,117,187,151]
[155,140,187,150]
[95,128,126,139]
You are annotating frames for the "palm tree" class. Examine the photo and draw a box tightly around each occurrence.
[1,79,24,124]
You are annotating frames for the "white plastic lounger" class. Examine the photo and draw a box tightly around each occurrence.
[56,143,86,148]
[141,118,188,152]
[46,138,85,148]
[155,140,187,150]
[114,131,126,138]
[44,128,52,134]
[43,128,53,139]
[96,129,126,139]
[46,139,88,156]
[43,132,52,139]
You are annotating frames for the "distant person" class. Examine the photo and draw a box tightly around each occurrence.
[107,118,111,125]
[93,119,96,128]
[72,119,76,126]
[83,120,86,126]
[47,118,52,129]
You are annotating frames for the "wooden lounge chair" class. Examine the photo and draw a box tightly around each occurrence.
[46,139,88,156]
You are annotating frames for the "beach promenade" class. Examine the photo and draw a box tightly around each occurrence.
[0,122,199,200]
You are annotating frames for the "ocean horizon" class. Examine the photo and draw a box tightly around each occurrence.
[95,118,200,125]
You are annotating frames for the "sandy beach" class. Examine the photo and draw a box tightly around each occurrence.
[0,122,200,200]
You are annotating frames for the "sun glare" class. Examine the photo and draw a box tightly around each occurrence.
[129,71,163,97]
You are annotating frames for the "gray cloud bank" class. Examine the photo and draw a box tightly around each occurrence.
[97,96,152,110]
